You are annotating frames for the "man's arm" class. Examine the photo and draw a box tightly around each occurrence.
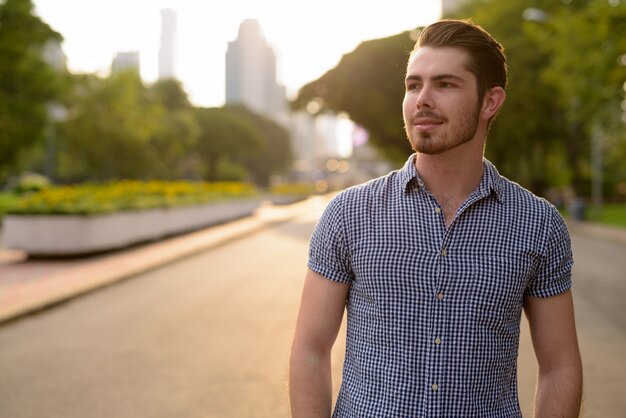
[524,290,583,418]
[289,269,350,418]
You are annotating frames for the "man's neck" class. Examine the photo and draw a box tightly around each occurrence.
[414,144,485,225]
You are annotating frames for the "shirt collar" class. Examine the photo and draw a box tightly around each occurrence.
[401,153,505,203]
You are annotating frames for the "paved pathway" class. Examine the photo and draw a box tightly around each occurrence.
[0,198,327,324]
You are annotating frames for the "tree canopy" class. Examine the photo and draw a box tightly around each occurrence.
[193,105,292,186]
[0,0,63,181]
[292,0,626,198]
[291,32,416,164]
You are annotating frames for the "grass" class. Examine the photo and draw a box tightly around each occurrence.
[588,203,626,229]
[0,193,20,219]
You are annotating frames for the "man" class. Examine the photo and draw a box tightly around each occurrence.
[289,19,582,417]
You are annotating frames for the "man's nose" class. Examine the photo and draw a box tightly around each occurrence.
[416,86,433,109]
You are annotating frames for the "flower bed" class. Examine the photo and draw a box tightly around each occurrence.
[3,181,262,256]
[8,180,258,215]
[3,199,262,256]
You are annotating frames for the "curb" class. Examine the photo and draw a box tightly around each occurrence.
[567,220,626,246]
[0,197,323,324]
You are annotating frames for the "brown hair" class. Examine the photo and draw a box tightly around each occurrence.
[413,19,507,103]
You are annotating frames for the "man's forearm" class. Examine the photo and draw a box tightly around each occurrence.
[534,366,583,418]
[289,346,333,418]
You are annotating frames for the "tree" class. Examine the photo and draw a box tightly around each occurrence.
[452,0,626,198]
[192,106,292,185]
[525,0,626,199]
[447,0,589,195]
[148,79,200,179]
[192,107,264,182]
[291,32,416,165]
[0,0,63,182]
[57,71,163,181]
[227,105,292,187]
[292,0,625,197]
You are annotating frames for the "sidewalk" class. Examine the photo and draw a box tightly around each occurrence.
[0,197,326,324]
[0,198,624,325]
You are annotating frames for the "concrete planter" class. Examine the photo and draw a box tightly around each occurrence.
[266,194,309,206]
[3,199,262,256]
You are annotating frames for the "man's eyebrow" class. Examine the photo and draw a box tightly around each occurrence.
[433,74,465,82]
[405,74,466,82]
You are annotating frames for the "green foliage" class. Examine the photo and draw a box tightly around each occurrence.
[452,0,626,197]
[227,105,293,187]
[292,32,416,165]
[0,1,293,188]
[10,172,50,194]
[8,180,259,215]
[0,0,64,181]
[524,0,626,197]
[292,0,626,198]
[192,105,292,186]
[592,204,626,229]
[151,78,193,110]
[147,79,200,180]
[192,106,263,182]
[57,71,165,181]
[447,0,579,194]
[53,73,291,185]
[0,192,20,219]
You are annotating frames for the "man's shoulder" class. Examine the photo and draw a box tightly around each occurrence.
[498,175,561,220]
[332,168,405,205]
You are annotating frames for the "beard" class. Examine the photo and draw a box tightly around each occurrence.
[405,104,480,155]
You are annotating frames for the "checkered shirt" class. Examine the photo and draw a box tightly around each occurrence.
[308,154,573,417]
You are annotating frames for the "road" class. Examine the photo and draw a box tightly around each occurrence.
[0,200,624,417]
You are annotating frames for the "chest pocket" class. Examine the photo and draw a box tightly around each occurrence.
[470,254,536,323]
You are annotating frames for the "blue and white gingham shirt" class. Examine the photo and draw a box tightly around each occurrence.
[308,154,573,417]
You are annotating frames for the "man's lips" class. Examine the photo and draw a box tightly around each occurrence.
[412,117,444,130]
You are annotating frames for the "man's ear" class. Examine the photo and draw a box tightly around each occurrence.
[481,86,506,121]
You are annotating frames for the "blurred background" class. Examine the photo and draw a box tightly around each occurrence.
[0,0,625,417]
[1,0,625,215]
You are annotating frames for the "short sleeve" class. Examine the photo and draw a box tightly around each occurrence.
[308,193,354,284]
[525,207,573,298]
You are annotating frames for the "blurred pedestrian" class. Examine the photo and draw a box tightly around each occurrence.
[289,19,582,417]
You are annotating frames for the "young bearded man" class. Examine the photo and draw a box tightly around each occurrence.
[290,19,583,417]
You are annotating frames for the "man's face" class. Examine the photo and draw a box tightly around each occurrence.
[402,46,482,155]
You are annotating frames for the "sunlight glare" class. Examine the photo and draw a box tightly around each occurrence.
[32,0,441,107]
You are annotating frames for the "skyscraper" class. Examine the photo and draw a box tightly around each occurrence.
[225,19,286,121]
[111,51,140,73]
[159,8,177,80]
[441,0,465,16]
[42,40,67,71]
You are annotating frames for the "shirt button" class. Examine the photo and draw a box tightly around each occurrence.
[434,337,442,345]
[437,292,444,301]
[435,207,441,214]
[441,248,447,257]
[432,383,439,391]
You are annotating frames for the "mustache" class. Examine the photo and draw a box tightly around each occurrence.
[412,111,446,123]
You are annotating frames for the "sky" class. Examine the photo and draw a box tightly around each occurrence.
[32,0,442,108]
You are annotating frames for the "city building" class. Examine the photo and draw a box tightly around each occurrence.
[441,0,465,16]
[42,39,66,72]
[158,8,177,80]
[225,19,287,121]
[111,51,140,74]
